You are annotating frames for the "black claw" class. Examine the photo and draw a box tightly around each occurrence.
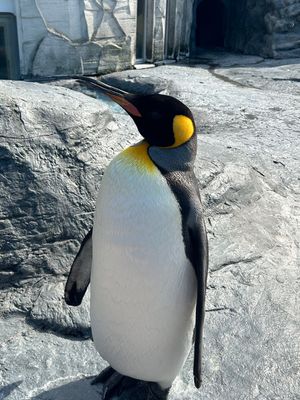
[103,372,125,399]
[107,376,137,399]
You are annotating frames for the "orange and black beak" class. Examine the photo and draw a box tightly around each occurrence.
[75,76,142,118]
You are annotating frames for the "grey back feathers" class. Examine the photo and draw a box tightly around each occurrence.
[148,138,196,173]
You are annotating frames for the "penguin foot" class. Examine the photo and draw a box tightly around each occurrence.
[91,367,133,399]
[91,367,170,399]
[103,378,170,400]
[103,375,136,399]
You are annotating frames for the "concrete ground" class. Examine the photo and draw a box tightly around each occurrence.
[0,52,299,400]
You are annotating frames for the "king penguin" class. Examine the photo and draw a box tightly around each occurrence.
[65,76,208,400]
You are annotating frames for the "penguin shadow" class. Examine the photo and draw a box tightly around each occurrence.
[0,381,22,400]
[31,377,104,400]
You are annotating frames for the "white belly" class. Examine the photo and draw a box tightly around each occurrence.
[91,151,196,386]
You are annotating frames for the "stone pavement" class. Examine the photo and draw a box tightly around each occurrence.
[0,53,299,399]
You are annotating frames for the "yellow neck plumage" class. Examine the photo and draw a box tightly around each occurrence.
[121,141,156,173]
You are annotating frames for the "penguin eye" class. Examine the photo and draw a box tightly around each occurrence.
[172,115,194,147]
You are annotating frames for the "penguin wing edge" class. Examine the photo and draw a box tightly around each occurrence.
[158,170,208,389]
[187,209,208,389]
[149,165,209,389]
[64,228,93,306]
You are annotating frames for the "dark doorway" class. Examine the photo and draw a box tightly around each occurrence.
[196,0,225,48]
[0,13,19,79]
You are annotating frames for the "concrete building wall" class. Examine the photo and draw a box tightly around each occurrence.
[2,0,191,77]
[14,0,137,77]
[0,0,16,13]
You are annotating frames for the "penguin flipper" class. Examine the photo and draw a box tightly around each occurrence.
[187,209,208,388]
[64,228,93,306]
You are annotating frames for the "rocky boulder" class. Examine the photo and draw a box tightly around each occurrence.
[0,81,109,292]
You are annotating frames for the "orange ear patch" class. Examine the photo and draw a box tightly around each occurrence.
[170,115,194,148]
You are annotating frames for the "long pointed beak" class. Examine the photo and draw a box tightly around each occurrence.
[75,77,142,118]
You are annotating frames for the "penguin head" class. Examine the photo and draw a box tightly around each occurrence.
[111,93,197,171]
[125,94,195,148]
[122,94,195,148]
[77,76,196,153]
[76,77,195,149]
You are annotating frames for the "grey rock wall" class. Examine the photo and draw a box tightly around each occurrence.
[0,80,116,310]
[265,0,300,58]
